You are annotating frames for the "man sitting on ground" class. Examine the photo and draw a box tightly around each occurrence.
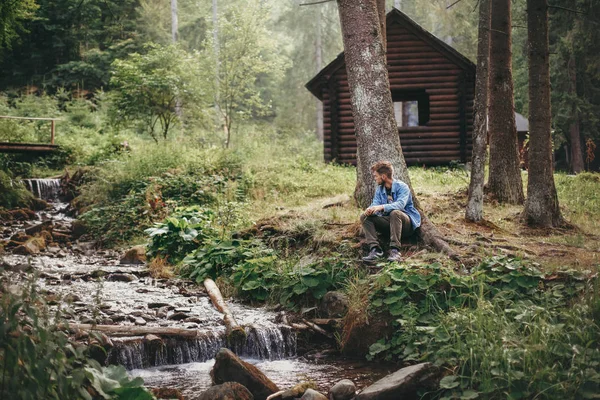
[360,161,421,262]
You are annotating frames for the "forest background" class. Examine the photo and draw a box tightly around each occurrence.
[1,1,600,399]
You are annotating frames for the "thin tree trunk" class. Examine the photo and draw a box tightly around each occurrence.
[316,8,324,141]
[487,0,524,204]
[568,56,584,173]
[337,0,456,257]
[465,0,490,222]
[523,0,562,226]
[170,0,178,43]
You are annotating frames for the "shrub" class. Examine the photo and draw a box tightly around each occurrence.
[367,257,599,399]
[0,170,33,208]
[145,207,216,264]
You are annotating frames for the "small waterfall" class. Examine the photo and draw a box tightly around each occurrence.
[108,326,297,370]
[24,178,62,201]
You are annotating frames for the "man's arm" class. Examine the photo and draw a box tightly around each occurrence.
[364,187,384,215]
[382,184,410,214]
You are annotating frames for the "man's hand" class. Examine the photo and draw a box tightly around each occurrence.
[365,205,384,216]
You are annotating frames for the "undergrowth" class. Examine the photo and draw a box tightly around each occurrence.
[367,256,600,399]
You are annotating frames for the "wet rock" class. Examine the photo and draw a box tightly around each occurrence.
[329,379,356,400]
[211,348,279,400]
[47,246,61,254]
[9,208,36,221]
[184,317,204,324]
[107,273,137,282]
[10,232,31,243]
[52,231,71,244]
[156,307,169,318]
[80,317,96,324]
[13,237,46,255]
[101,318,114,325]
[145,334,163,343]
[30,197,51,211]
[168,312,189,321]
[133,317,147,326]
[5,263,34,273]
[300,389,327,400]
[355,363,440,400]
[198,382,253,400]
[276,382,316,399]
[64,293,81,303]
[24,221,53,236]
[120,245,146,265]
[319,291,349,318]
[111,315,127,323]
[148,302,170,309]
[71,220,87,239]
[152,387,185,400]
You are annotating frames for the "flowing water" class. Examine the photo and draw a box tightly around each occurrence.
[0,180,393,397]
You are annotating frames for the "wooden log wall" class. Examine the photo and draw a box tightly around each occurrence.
[323,22,475,166]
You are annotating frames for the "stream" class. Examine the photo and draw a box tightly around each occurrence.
[1,179,393,398]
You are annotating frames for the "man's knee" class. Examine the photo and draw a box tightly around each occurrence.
[360,213,369,223]
[390,210,404,219]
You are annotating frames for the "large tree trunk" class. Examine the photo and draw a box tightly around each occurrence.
[523,0,562,227]
[337,0,455,257]
[465,0,491,222]
[487,0,524,204]
[568,56,584,173]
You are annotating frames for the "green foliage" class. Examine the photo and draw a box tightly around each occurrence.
[199,0,288,146]
[0,0,38,51]
[181,239,272,283]
[0,277,153,399]
[0,170,33,208]
[368,257,599,399]
[110,44,206,141]
[145,207,216,264]
[278,257,351,308]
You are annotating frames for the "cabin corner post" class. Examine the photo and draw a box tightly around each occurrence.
[459,71,468,163]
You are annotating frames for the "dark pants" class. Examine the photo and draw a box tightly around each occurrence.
[360,210,414,250]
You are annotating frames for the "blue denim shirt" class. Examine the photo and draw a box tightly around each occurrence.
[370,180,421,229]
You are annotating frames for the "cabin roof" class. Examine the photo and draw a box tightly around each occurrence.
[306,8,476,100]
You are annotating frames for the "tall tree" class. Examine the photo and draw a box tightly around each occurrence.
[487,0,524,204]
[465,0,490,222]
[337,0,454,256]
[523,0,562,226]
[567,55,585,173]
[171,0,179,43]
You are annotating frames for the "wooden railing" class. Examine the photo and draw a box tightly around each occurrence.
[0,115,62,145]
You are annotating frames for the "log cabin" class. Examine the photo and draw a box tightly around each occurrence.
[306,8,476,166]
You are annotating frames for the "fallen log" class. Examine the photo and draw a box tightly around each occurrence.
[301,318,334,339]
[66,323,201,338]
[204,278,246,342]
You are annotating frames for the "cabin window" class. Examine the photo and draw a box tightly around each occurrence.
[391,89,430,127]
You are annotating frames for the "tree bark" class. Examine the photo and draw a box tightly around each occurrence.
[465,0,490,222]
[568,56,584,173]
[171,0,178,43]
[337,0,456,257]
[487,0,524,204]
[204,278,246,341]
[376,0,386,50]
[67,324,201,338]
[523,0,562,227]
